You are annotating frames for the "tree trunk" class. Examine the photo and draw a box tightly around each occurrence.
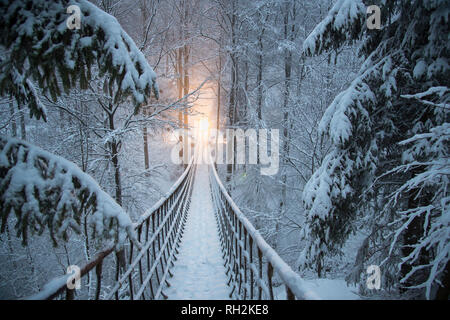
[215,51,222,170]
[227,0,237,183]
[107,106,126,272]
[276,3,294,249]
[256,33,263,123]
[177,47,184,165]
[9,101,17,137]
[317,252,324,278]
[183,43,190,168]
[111,141,122,207]
[17,103,26,140]
[143,126,149,170]
[108,107,122,206]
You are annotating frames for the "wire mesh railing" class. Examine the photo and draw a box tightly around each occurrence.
[209,159,318,300]
[26,157,195,300]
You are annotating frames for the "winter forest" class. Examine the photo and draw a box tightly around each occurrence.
[0,0,448,301]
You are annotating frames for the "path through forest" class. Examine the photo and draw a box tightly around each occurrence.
[165,163,230,299]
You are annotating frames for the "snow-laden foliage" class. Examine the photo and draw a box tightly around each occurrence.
[303,0,366,56]
[4,66,49,121]
[299,0,449,298]
[0,135,138,250]
[0,0,158,121]
[298,52,401,273]
[384,92,449,299]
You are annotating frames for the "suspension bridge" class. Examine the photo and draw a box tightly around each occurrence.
[25,145,318,300]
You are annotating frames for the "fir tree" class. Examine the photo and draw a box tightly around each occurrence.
[299,0,449,299]
[0,0,159,249]
[0,136,140,250]
[0,0,159,121]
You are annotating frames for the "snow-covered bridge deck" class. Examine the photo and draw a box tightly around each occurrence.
[165,164,229,299]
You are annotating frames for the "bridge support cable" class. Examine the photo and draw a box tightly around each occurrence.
[209,155,319,300]
[107,159,196,300]
[26,157,195,300]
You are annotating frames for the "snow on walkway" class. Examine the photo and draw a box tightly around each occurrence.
[165,164,230,300]
[273,278,359,300]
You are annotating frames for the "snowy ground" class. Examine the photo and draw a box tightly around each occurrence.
[165,164,230,300]
[274,278,360,300]
[300,279,359,300]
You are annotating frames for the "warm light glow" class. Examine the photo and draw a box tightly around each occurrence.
[196,118,210,147]
[198,118,209,132]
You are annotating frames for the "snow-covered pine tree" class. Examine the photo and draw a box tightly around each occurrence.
[0,0,159,250]
[0,136,139,250]
[298,0,449,298]
[386,90,449,299]
[0,0,159,121]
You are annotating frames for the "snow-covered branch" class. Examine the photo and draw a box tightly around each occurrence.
[0,0,158,120]
[0,135,138,250]
[302,0,365,56]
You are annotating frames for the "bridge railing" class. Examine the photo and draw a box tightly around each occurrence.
[209,160,319,300]
[26,157,195,300]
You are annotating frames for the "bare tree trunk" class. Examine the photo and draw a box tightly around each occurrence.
[256,37,263,123]
[255,11,266,126]
[107,104,122,207]
[5,222,17,269]
[143,126,149,170]
[183,42,190,168]
[110,110,127,272]
[17,103,26,140]
[176,0,191,167]
[227,0,237,183]
[215,50,222,170]
[177,47,184,163]
[111,141,122,206]
[9,101,17,137]
[140,0,150,174]
[78,100,92,297]
[276,2,295,249]
[317,252,324,278]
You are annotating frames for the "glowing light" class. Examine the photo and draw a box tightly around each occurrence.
[196,118,210,146]
[198,118,209,132]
